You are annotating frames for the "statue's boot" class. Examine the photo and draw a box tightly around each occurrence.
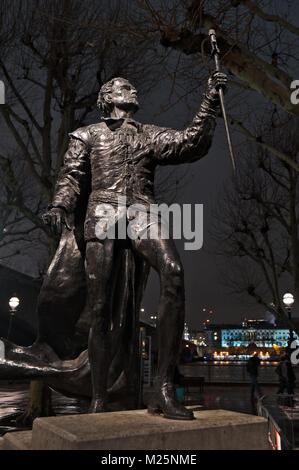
[148,376,194,420]
[147,282,194,420]
[88,331,111,413]
[147,285,194,420]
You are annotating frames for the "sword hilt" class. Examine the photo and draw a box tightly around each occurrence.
[209,29,220,61]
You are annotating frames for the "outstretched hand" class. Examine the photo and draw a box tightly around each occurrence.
[206,71,228,100]
[42,207,71,236]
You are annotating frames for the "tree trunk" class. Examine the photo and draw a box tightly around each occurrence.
[16,379,54,427]
[16,238,58,428]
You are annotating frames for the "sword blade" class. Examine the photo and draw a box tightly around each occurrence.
[219,88,236,174]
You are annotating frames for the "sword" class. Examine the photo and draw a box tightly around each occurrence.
[209,29,236,174]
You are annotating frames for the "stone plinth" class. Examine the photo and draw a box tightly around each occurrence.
[1,430,32,450]
[1,409,270,450]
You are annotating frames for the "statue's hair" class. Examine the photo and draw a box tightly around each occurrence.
[97,77,126,117]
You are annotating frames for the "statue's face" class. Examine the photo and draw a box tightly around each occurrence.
[108,78,139,113]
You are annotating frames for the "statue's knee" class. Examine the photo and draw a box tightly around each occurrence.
[162,258,184,292]
[164,258,184,280]
[173,261,184,279]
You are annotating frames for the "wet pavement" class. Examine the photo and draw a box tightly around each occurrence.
[0,381,90,436]
[0,381,284,436]
[184,384,278,414]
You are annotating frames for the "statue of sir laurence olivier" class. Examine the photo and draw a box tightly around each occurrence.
[42,73,227,420]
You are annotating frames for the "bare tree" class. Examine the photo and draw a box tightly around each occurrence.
[212,114,299,333]
[154,0,299,112]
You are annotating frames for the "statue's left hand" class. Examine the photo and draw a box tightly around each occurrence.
[42,207,72,236]
[206,71,228,100]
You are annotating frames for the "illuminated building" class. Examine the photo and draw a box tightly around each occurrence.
[204,320,299,349]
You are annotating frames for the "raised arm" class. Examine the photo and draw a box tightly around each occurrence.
[150,72,227,165]
[42,130,90,235]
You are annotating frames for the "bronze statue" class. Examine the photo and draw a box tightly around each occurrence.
[0,73,227,420]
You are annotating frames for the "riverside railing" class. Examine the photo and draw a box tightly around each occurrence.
[180,361,299,384]
[257,394,299,450]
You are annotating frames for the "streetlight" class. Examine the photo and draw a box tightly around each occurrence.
[7,295,20,341]
[282,292,295,347]
[138,326,146,409]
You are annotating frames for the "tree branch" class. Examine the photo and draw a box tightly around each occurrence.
[0,106,51,197]
[0,60,42,133]
[161,12,298,115]
[228,115,299,171]
[238,0,299,37]
[3,105,44,169]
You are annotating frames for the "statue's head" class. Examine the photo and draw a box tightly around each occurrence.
[97,77,139,117]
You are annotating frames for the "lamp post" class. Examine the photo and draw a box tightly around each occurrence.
[7,295,20,341]
[138,326,146,409]
[282,292,294,348]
